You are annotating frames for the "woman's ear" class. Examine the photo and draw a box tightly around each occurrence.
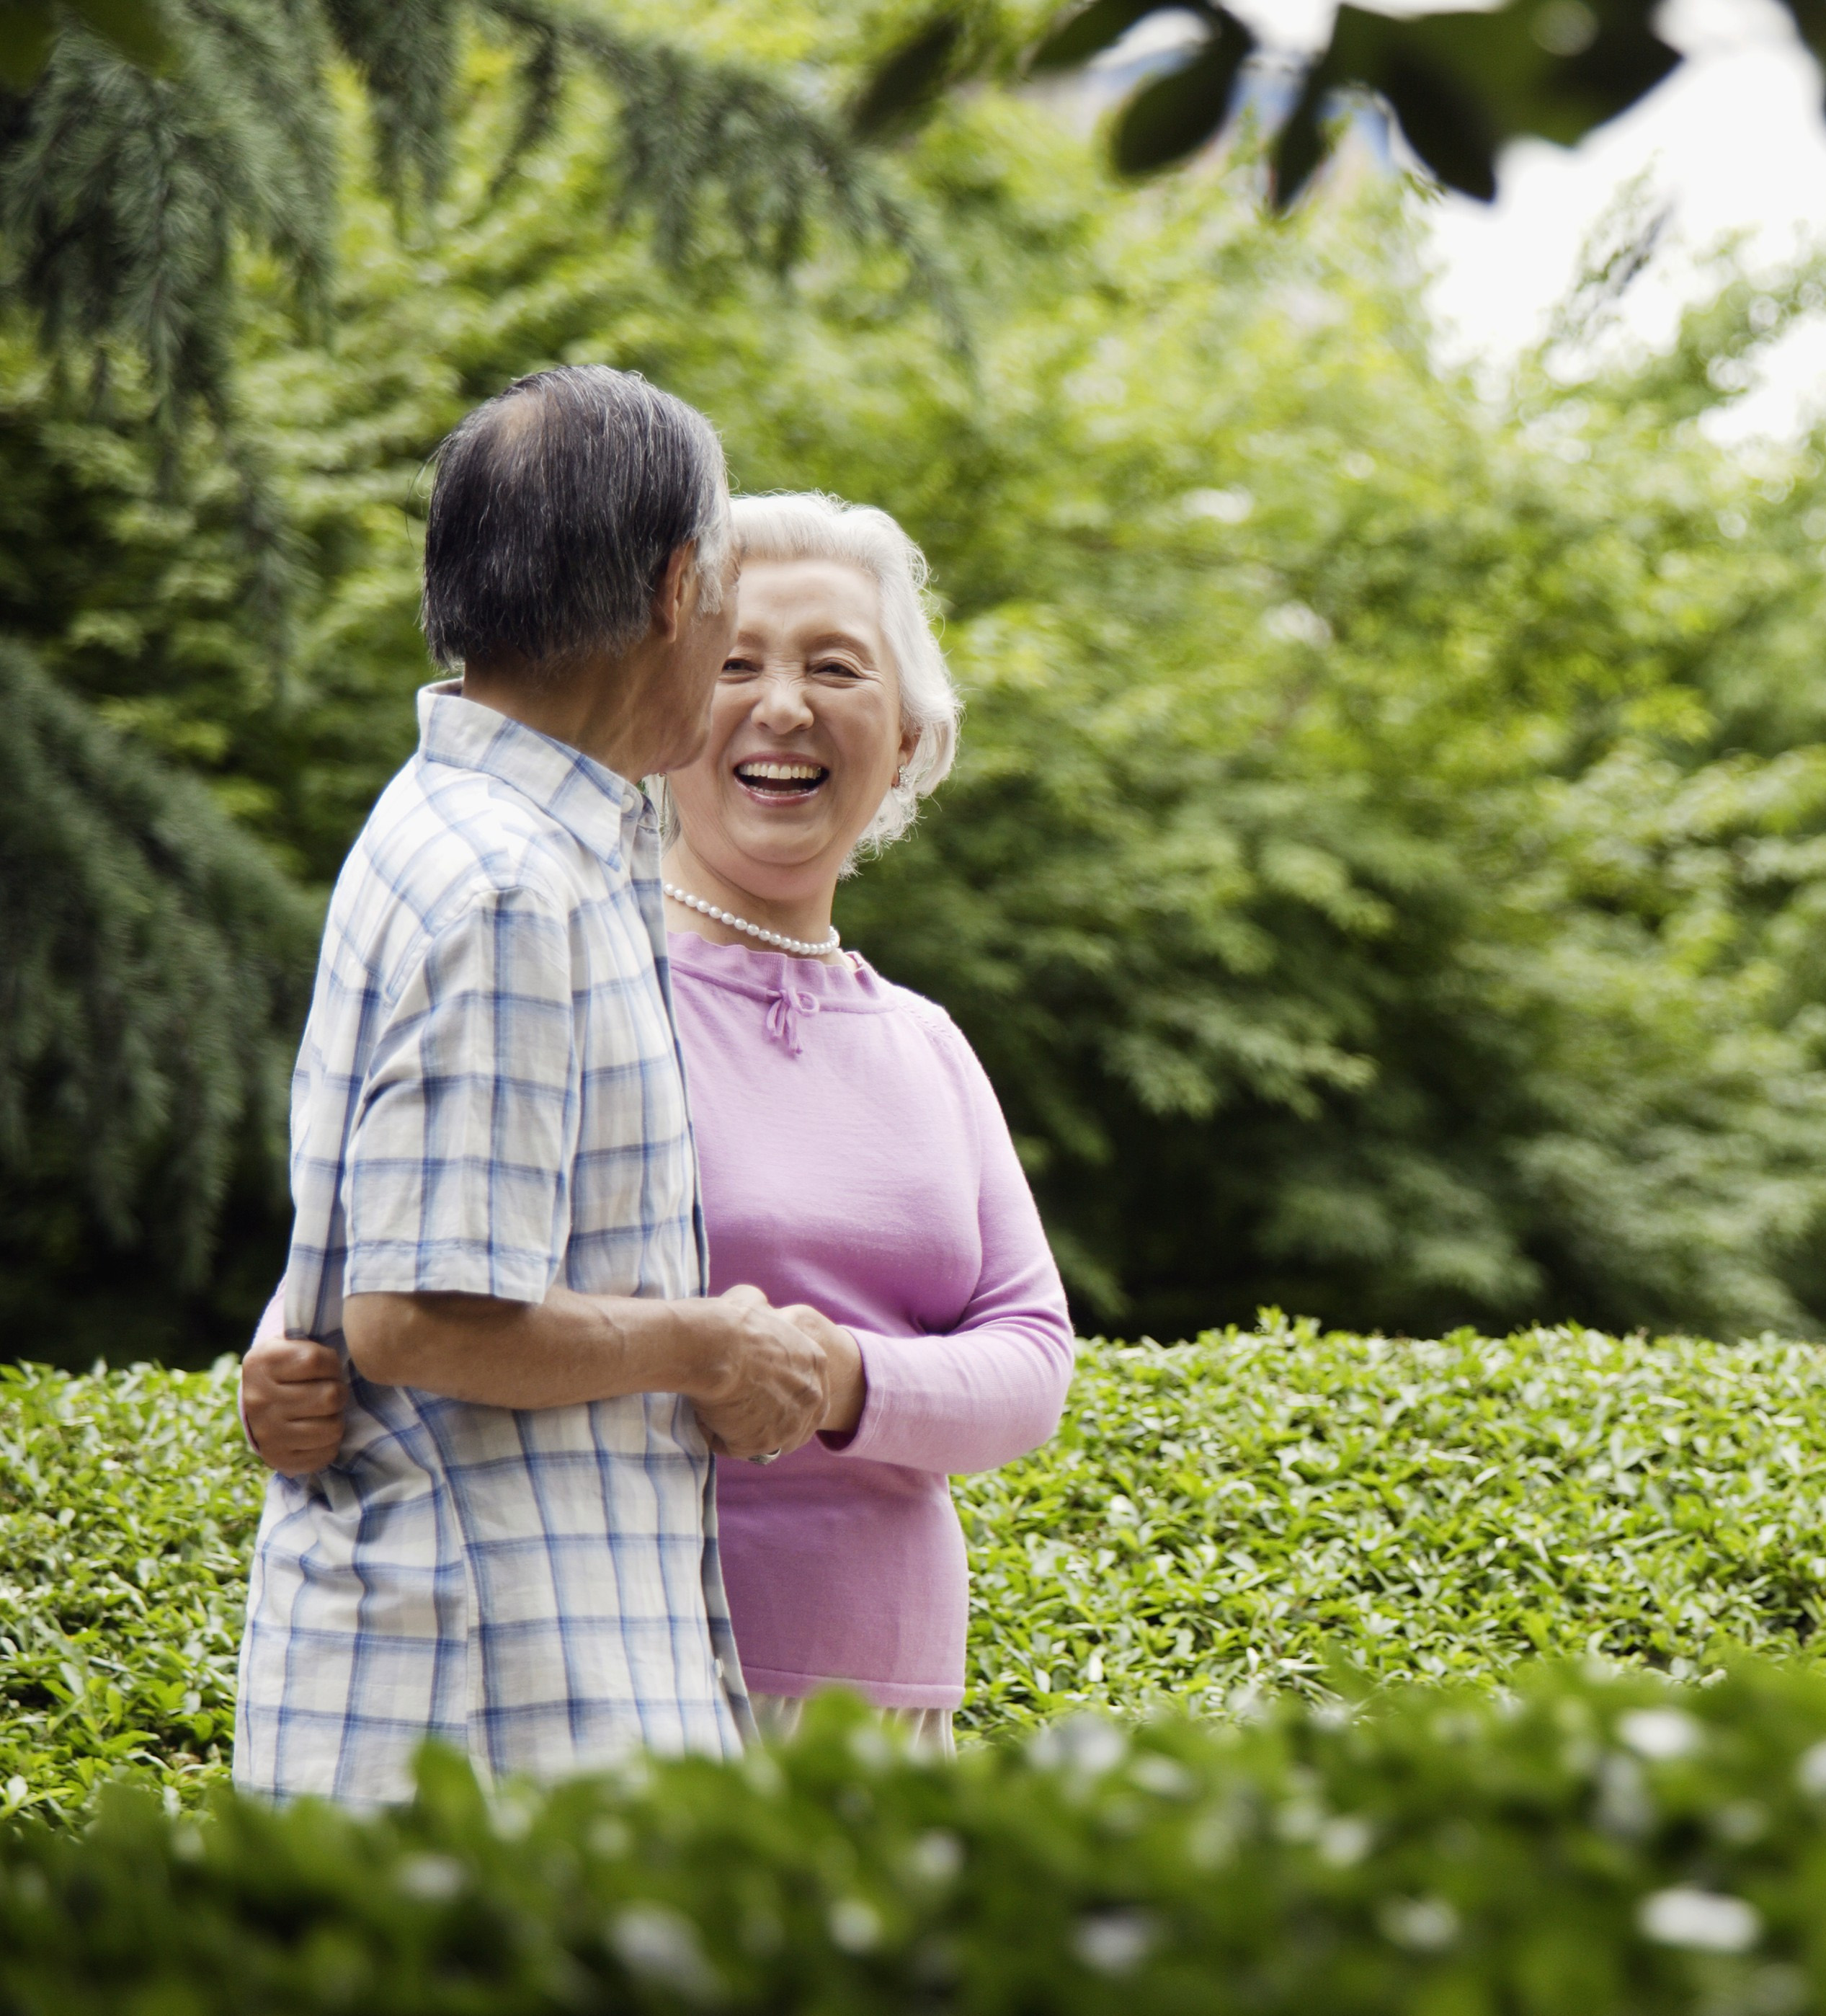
[897,719,921,774]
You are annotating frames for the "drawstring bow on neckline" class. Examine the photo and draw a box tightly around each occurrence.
[765,988,821,1057]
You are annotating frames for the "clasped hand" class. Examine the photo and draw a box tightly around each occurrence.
[692,1284,863,1462]
[241,1284,864,1476]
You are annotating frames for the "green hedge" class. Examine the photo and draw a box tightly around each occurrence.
[0,1359,251,1819]
[14,1666,1826,2012]
[6,1319,1826,1816]
[960,1317,1826,1730]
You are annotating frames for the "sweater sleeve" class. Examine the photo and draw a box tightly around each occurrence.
[821,1019,1075,1476]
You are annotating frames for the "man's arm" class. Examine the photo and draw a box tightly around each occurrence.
[280,887,848,1465]
[343,1283,832,1459]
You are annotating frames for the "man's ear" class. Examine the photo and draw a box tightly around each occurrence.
[650,542,695,641]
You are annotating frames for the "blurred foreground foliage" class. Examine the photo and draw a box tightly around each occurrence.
[15,1655,1826,2012]
[8,1,1826,1356]
[6,1330,1826,1821]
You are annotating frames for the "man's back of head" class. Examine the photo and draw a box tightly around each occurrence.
[421,365,731,688]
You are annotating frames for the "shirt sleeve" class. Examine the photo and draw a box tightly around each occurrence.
[821,1021,1076,1476]
[342,885,578,1305]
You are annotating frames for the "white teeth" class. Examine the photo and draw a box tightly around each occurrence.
[737,761,824,782]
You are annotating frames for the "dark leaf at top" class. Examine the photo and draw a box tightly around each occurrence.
[1275,1,1680,207]
[1783,0,1826,71]
[0,0,174,89]
[850,12,967,138]
[1027,0,1183,74]
[1112,15,1255,176]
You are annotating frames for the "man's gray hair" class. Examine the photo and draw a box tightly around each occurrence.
[729,492,961,860]
[422,365,730,678]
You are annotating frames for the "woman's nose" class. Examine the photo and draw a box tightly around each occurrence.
[750,667,816,731]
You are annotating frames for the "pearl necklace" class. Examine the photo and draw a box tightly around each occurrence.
[663,882,841,959]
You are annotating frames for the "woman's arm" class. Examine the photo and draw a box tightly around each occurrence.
[821,1026,1075,1476]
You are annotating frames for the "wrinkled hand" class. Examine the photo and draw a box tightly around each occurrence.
[242,1330,349,1476]
[778,1302,866,1438]
[688,1285,830,1461]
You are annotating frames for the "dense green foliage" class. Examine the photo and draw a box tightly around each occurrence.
[0,1359,250,1821]
[9,1325,1826,1819]
[0,636,319,1359]
[12,2,1826,1356]
[959,1318,1826,1733]
[14,1664,1826,2012]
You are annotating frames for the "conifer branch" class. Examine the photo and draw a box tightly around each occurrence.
[481,0,962,340]
[0,637,318,1284]
[1,0,960,426]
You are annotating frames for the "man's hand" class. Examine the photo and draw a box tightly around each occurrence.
[685,1285,832,1460]
[243,1332,349,1476]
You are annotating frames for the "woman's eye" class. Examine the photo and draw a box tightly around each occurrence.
[721,659,759,677]
[814,660,863,680]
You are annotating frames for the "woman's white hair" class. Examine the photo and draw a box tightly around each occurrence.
[657,491,960,867]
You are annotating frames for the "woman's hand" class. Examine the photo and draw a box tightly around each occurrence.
[687,1285,830,1460]
[780,1302,866,1439]
[243,1330,349,1475]
[686,1287,865,1456]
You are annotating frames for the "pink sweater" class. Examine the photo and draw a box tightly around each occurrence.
[668,933,1074,1709]
[252,932,1074,1711]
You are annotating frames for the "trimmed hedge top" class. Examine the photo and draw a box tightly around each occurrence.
[12,1666,1826,2012]
[6,1318,1826,1813]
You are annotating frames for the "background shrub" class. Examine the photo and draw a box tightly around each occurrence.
[8,1325,1826,1818]
[12,1665,1826,2012]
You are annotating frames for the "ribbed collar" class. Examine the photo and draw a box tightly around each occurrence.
[415,680,653,862]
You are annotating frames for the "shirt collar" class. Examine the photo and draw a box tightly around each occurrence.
[415,679,654,854]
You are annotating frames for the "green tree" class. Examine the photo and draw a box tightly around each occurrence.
[12,6,1826,1358]
[0,639,318,1362]
[1,0,927,424]
[0,0,942,1362]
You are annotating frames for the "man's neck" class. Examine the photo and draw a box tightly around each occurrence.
[461,647,658,781]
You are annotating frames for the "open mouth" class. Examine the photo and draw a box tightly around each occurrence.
[734,759,829,802]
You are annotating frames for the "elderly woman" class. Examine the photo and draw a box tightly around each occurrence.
[242,492,1074,1749]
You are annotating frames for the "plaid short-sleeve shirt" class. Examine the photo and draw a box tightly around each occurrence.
[234,684,751,1805]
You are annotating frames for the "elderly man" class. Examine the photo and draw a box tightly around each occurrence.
[234,367,834,1804]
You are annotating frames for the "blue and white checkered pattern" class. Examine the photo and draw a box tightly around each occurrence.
[235,683,750,1805]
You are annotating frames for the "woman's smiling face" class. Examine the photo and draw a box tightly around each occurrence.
[664,557,917,900]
